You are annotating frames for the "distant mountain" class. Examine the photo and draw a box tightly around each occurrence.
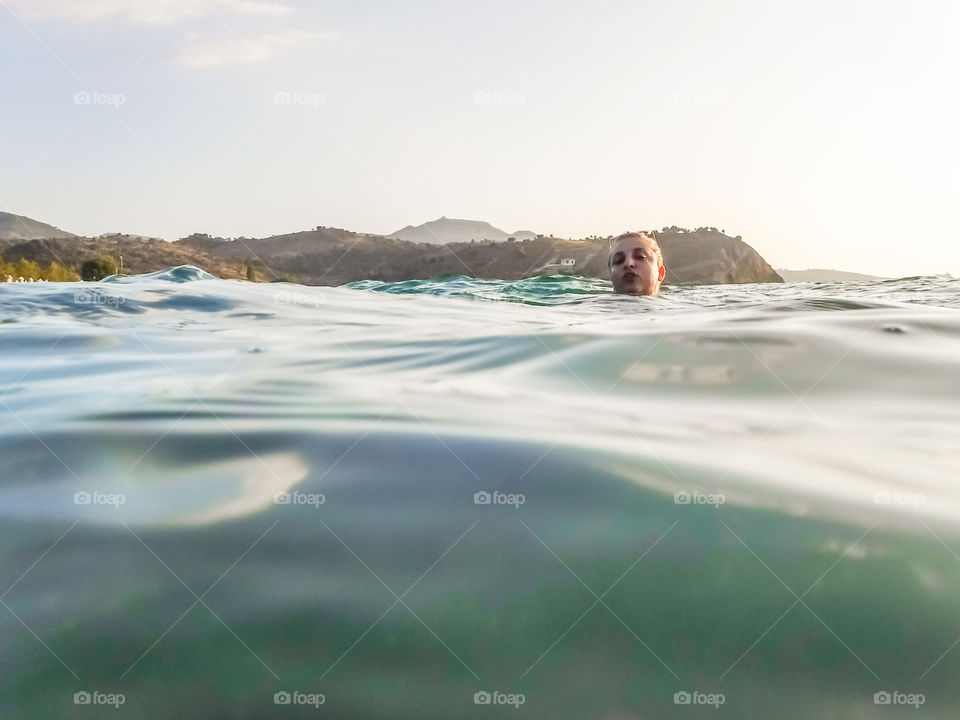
[178,226,374,258]
[777,268,889,282]
[0,211,75,241]
[386,217,537,245]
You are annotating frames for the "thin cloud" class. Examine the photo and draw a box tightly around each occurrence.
[7,0,293,24]
[178,28,334,67]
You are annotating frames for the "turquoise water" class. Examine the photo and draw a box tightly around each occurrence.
[2,267,960,718]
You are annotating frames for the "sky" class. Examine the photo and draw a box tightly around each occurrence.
[1,0,958,277]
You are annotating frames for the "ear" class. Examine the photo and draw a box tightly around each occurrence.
[658,264,666,281]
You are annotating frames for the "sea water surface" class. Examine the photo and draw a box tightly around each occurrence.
[2,268,960,719]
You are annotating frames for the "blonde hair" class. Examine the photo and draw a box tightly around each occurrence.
[608,231,663,270]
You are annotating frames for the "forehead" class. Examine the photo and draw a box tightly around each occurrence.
[611,235,655,255]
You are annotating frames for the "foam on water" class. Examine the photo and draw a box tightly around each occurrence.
[2,268,960,718]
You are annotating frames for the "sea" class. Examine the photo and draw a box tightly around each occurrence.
[1,267,959,719]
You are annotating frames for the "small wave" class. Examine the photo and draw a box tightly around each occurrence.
[103,265,218,283]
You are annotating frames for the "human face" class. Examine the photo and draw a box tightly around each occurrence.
[609,235,665,295]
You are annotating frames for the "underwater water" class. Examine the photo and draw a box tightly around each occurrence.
[1,267,960,718]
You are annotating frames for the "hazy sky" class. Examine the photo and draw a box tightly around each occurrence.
[2,0,958,276]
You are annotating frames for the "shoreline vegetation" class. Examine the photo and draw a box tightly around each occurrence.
[1,214,782,285]
[0,252,121,283]
[1,253,79,282]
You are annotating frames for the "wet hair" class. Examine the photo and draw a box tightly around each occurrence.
[608,231,663,270]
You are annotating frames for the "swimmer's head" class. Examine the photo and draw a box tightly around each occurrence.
[608,231,665,295]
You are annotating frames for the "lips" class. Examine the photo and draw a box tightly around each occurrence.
[623,272,638,280]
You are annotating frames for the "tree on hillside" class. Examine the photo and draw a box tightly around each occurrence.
[81,256,118,281]
[46,261,80,281]
[1,252,81,281]
[13,258,43,280]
